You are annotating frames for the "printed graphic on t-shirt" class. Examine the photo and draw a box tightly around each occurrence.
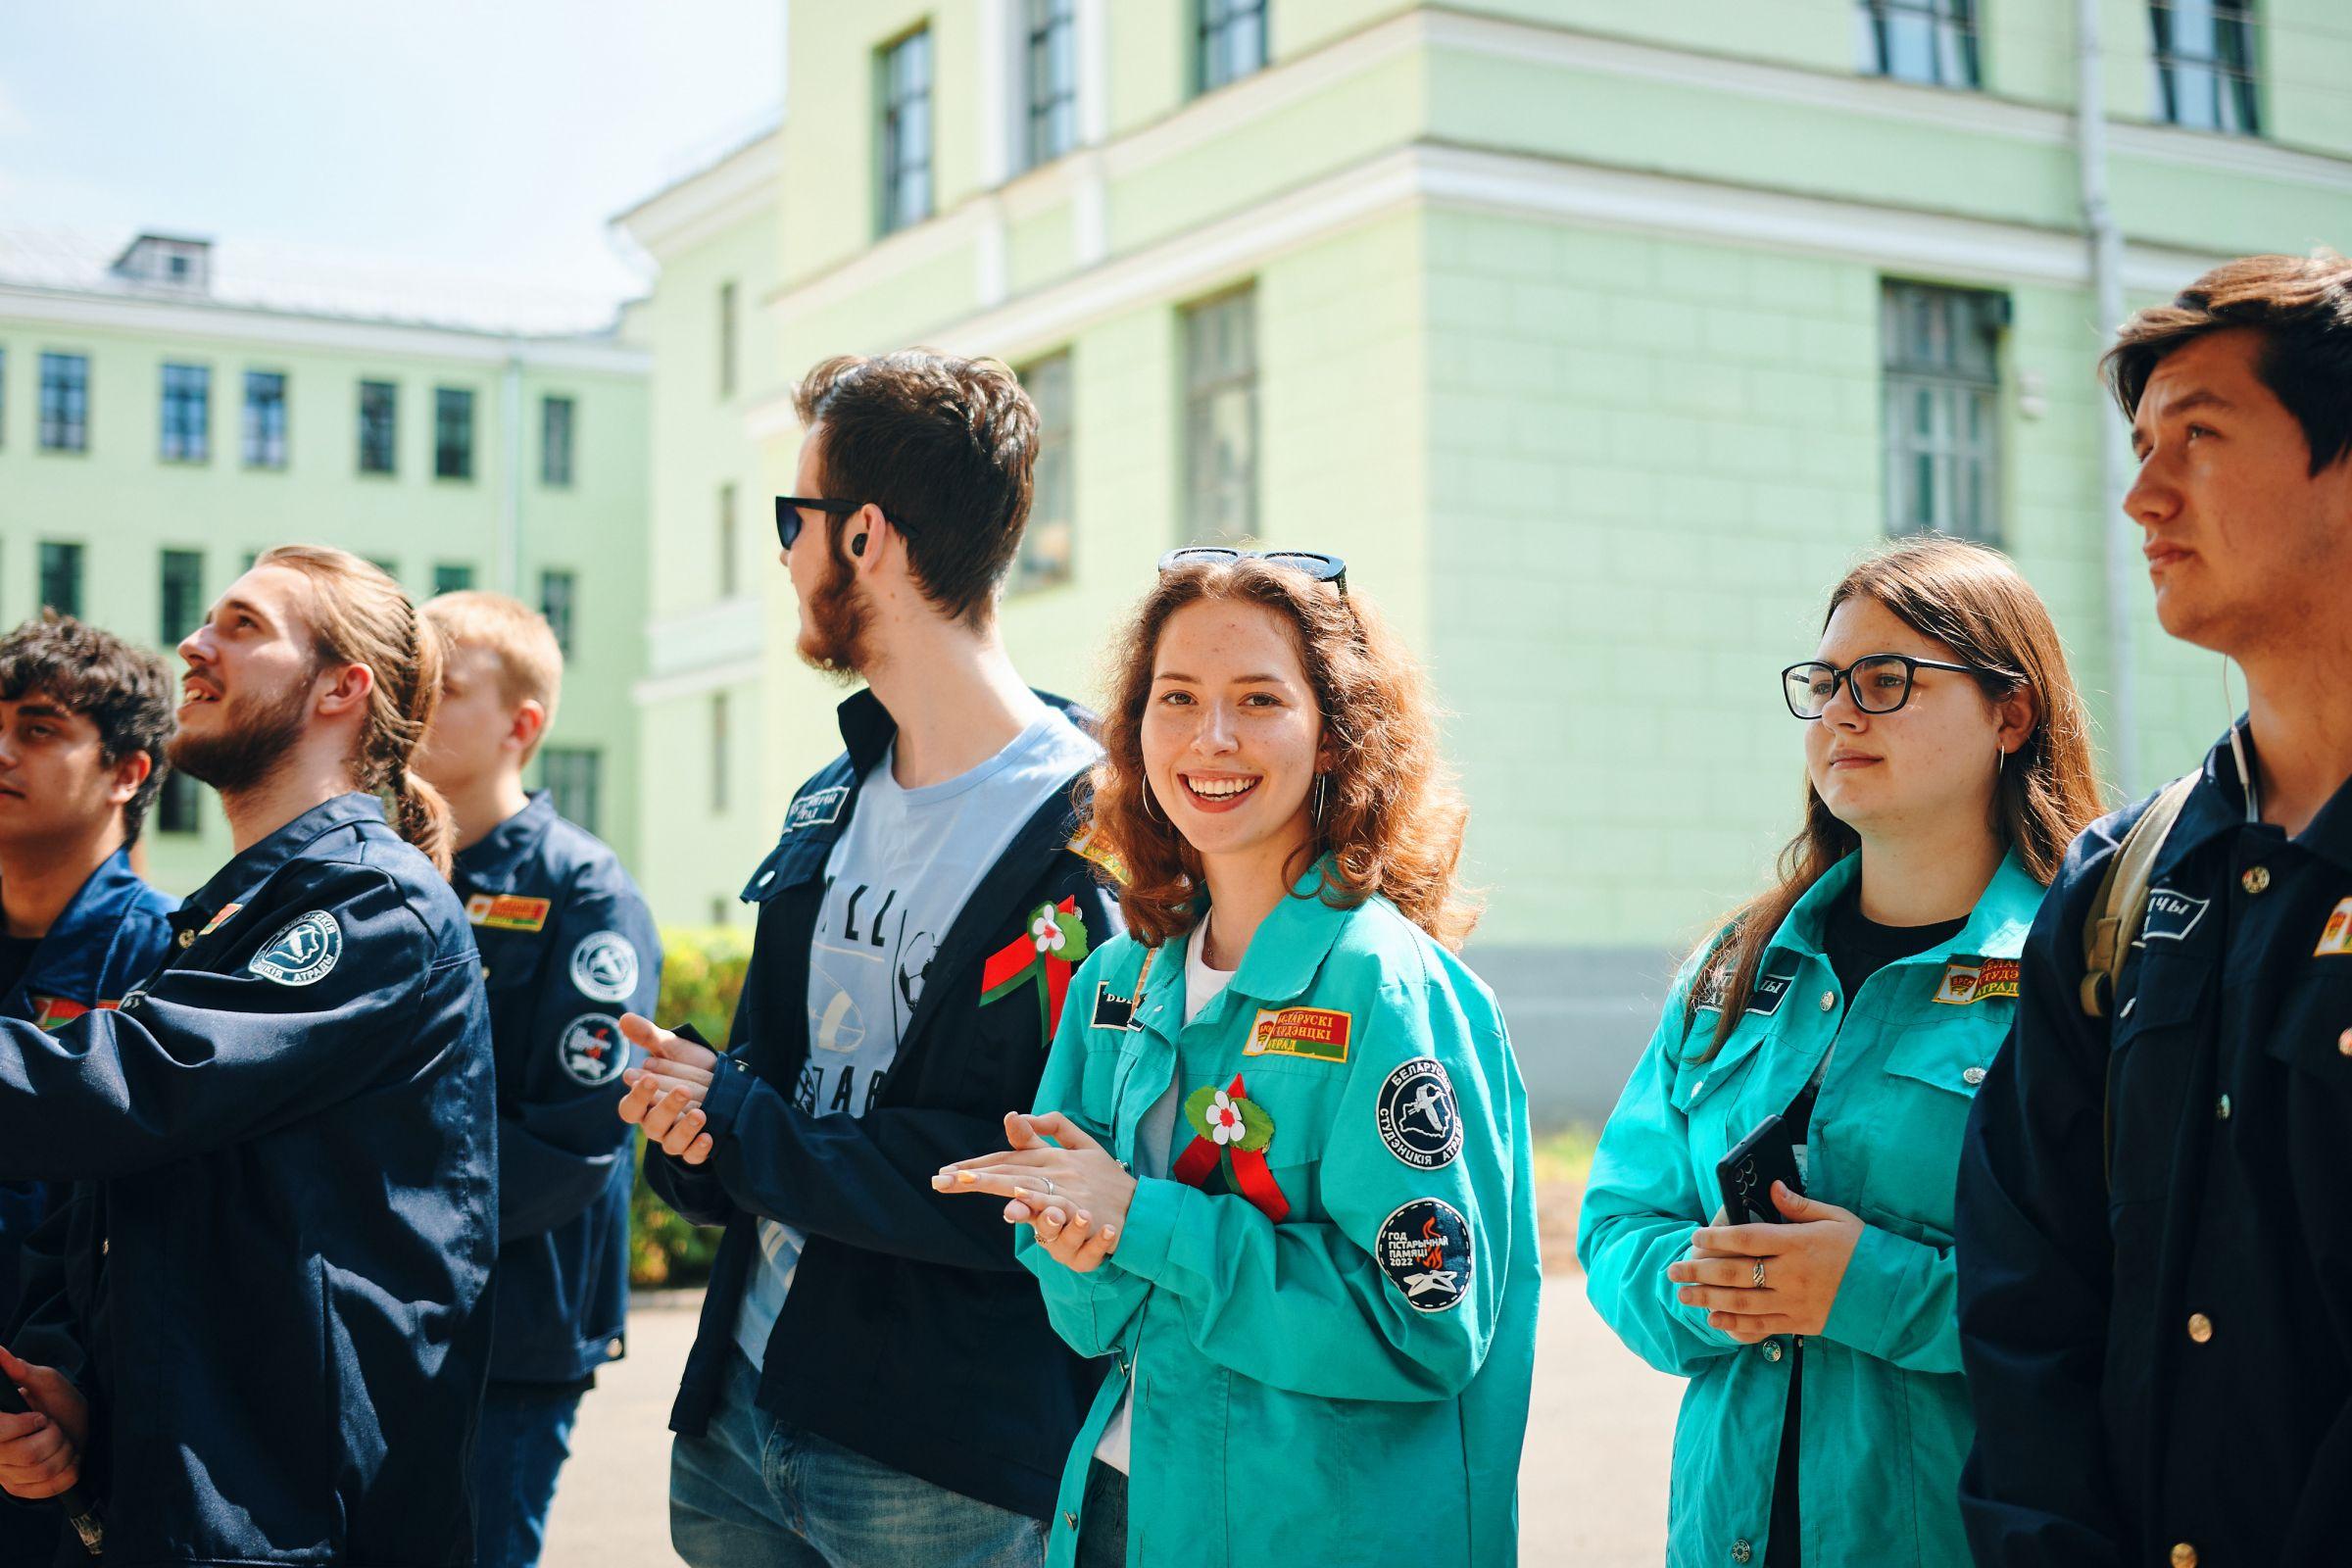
[803,874,931,1120]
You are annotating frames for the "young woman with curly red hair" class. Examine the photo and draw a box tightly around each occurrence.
[936,551,1539,1568]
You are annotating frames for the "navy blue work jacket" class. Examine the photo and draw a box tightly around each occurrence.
[454,790,660,1385]
[0,794,497,1568]
[0,848,173,1568]
[646,689,1118,1523]
[1957,729,2352,1568]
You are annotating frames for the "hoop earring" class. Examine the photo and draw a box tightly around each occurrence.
[1313,773,1329,825]
[1142,786,1166,824]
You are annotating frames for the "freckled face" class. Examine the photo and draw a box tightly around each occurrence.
[1140,600,1325,862]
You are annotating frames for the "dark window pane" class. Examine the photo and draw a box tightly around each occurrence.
[1025,0,1079,169]
[711,693,729,814]
[160,549,204,644]
[540,568,577,658]
[1182,288,1258,545]
[435,387,475,479]
[1198,0,1269,94]
[879,28,935,233]
[541,747,601,835]
[542,395,575,487]
[39,354,89,453]
[158,771,202,835]
[243,371,288,468]
[359,380,398,474]
[37,542,84,618]
[1858,0,1981,88]
[718,282,738,400]
[1882,280,2006,544]
[1014,354,1075,590]
[160,364,210,463]
[718,483,739,599]
[432,562,475,597]
[2152,0,2261,135]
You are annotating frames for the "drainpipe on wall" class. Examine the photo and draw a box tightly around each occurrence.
[500,340,525,597]
[2077,0,2141,793]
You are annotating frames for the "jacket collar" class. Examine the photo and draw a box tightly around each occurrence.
[833,686,1097,774]
[2154,722,2352,878]
[9,847,161,1006]
[185,792,386,919]
[452,790,557,890]
[1130,857,1357,1036]
[1769,846,2043,967]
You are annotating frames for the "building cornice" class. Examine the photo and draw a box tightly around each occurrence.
[0,284,649,372]
[612,127,786,261]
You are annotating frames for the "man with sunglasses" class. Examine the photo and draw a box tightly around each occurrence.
[619,351,1121,1568]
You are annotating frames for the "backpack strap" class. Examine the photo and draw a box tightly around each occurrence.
[2080,772,2201,1019]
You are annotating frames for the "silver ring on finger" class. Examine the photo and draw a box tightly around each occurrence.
[1042,1176,1056,1198]
[1750,1258,1767,1290]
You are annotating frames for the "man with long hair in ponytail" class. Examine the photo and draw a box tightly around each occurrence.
[0,547,498,1567]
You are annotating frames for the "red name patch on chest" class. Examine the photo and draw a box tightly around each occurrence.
[1935,956,2021,1005]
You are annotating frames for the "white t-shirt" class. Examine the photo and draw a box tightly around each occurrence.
[732,706,1101,1367]
[1094,917,1232,1474]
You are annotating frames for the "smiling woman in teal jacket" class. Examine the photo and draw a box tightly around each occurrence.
[938,552,1538,1568]
[1578,537,2105,1568]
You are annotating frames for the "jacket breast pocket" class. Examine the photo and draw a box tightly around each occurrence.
[1201,1054,1343,1223]
[2259,960,2352,1083]
[1858,1017,2001,1234]
[2105,948,2213,1205]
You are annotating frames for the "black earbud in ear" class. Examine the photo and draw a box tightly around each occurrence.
[851,533,868,558]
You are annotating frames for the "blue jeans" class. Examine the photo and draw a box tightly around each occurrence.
[470,1381,584,1568]
[670,1348,1046,1568]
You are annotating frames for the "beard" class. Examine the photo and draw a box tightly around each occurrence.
[796,543,872,682]
[168,674,312,796]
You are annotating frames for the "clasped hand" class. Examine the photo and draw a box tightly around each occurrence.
[0,1347,86,1502]
[1664,1182,1864,1343]
[934,1112,1136,1273]
[614,1013,719,1164]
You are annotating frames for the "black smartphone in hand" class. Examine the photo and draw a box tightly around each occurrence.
[1715,1113,1805,1226]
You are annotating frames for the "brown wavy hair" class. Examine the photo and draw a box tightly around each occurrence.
[1081,560,1480,952]
[1681,535,2106,1059]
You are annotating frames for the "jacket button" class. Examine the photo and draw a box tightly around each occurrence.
[176,929,195,950]
[1962,1065,1985,1087]
[1761,1341,1783,1363]
[2240,865,2270,895]
[2216,1094,2232,1120]
[2339,1029,2352,1058]
[1817,991,1837,1012]
[1732,1541,1754,1565]
[2186,1312,2213,1344]
[607,1338,624,1359]
[2171,1545,2198,1568]
[100,1239,109,1256]
[1062,1511,1078,1531]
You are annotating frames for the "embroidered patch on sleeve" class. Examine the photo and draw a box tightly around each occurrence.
[466,893,552,933]
[570,931,641,1004]
[248,911,344,986]
[558,1013,632,1086]
[1375,1198,1473,1313]
[2317,897,2352,957]
[1934,956,2021,1005]
[1243,1005,1352,1063]
[1066,824,1129,885]
[1376,1058,1463,1169]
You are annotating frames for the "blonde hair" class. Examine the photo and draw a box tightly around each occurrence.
[257,546,456,875]
[420,591,564,761]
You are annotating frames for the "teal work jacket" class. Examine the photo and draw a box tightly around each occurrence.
[1020,866,1541,1567]
[1577,850,2043,1568]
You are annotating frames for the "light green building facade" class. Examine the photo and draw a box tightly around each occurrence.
[623,1,2352,1115]
[0,230,652,893]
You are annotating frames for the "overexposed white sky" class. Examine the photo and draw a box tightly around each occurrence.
[0,0,785,315]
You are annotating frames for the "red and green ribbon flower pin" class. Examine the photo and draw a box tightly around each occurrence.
[1172,1073,1291,1223]
[980,897,1092,1042]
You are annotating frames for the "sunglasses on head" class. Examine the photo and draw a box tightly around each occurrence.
[775,496,920,552]
[1157,547,1348,597]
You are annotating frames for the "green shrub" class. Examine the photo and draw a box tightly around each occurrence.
[630,925,754,1289]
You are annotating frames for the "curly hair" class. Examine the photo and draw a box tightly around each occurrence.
[1080,559,1480,952]
[0,611,176,843]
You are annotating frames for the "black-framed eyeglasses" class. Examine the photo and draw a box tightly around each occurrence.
[774,495,884,552]
[1157,547,1348,597]
[1781,654,1990,719]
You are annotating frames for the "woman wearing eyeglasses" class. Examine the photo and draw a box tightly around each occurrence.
[1577,535,2105,1568]
[933,549,1540,1568]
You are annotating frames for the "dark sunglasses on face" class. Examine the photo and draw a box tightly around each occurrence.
[773,496,898,552]
[1781,653,1995,719]
[1157,546,1348,597]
